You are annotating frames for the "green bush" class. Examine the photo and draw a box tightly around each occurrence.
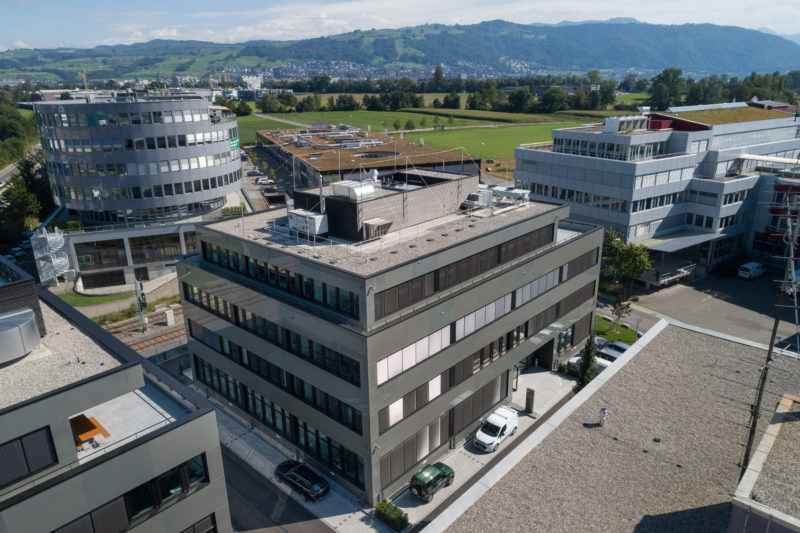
[48,219,83,231]
[558,363,580,378]
[375,499,408,532]
[221,206,244,216]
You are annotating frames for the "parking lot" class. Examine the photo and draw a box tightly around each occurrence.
[635,268,800,350]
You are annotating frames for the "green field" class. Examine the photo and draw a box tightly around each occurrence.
[236,115,298,145]
[404,107,618,124]
[617,92,649,104]
[58,291,132,307]
[399,123,581,160]
[284,110,489,131]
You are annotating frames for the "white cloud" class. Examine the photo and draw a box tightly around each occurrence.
[148,27,180,39]
[11,40,30,49]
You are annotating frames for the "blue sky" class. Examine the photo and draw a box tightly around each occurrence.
[2,0,798,50]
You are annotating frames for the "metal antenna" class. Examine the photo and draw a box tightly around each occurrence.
[740,198,800,478]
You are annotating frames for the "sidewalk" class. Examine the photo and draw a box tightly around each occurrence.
[214,404,392,533]
[207,368,577,531]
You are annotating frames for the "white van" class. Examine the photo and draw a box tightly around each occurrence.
[474,406,518,452]
[738,262,766,280]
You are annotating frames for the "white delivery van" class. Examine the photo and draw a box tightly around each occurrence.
[474,406,518,452]
[738,262,766,280]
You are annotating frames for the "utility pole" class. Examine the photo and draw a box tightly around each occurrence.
[740,202,799,478]
[134,280,147,332]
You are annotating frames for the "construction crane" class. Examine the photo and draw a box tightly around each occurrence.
[80,69,103,90]
[184,70,215,90]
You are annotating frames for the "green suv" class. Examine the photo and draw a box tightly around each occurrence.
[409,462,454,502]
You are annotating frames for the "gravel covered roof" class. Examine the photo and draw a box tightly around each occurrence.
[447,324,800,533]
[0,300,121,410]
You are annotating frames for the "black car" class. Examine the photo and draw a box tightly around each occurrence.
[275,460,330,501]
[247,170,262,176]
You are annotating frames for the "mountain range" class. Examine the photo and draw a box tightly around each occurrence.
[2,19,799,82]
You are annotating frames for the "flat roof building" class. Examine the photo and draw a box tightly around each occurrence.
[178,168,602,504]
[255,125,479,189]
[514,103,800,286]
[0,256,232,532]
[436,320,800,532]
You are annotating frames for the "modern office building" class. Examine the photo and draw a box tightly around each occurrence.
[31,89,245,288]
[178,167,602,503]
[33,89,243,225]
[514,102,800,284]
[255,125,479,189]
[0,256,232,532]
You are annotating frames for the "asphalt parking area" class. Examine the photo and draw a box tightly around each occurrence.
[634,269,800,350]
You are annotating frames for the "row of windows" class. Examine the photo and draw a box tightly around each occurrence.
[374,224,554,320]
[376,250,597,386]
[530,183,629,213]
[194,355,365,488]
[37,108,232,129]
[379,373,507,490]
[54,455,210,533]
[552,137,668,162]
[52,169,241,205]
[634,168,694,189]
[183,283,360,386]
[42,128,236,154]
[723,189,754,205]
[48,149,237,179]
[200,242,361,320]
[188,319,363,434]
[377,291,595,434]
[631,192,686,213]
[78,198,226,225]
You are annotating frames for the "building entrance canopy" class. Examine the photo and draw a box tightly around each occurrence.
[641,231,722,253]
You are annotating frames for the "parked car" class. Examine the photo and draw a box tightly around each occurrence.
[263,184,278,193]
[474,406,518,452]
[738,262,766,280]
[568,355,610,374]
[274,460,330,501]
[256,177,275,185]
[3,254,15,263]
[593,335,609,350]
[247,170,262,177]
[10,247,25,258]
[409,462,454,502]
[598,340,631,362]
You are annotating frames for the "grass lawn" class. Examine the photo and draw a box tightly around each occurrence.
[92,294,182,326]
[616,92,650,104]
[283,110,489,131]
[594,315,637,344]
[399,122,581,160]
[404,108,618,124]
[58,291,132,307]
[236,115,297,145]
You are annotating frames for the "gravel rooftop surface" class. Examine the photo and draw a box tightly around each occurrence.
[0,301,121,410]
[447,324,800,533]
[751,400,800,518]
[204,200,558,276]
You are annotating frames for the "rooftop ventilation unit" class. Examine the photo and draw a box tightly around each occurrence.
[364,218,393,240]
[288,209,328,236]
[491,187,530,201]
[0,308,40,365]
[331,180,375,201]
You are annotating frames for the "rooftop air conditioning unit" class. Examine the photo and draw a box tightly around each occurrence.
[288,209,328,236]
[0,308,40,365]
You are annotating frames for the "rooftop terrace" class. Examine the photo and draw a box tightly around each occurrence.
[663,106,790,125]
[0,301,121,410]
[447,322,800,532]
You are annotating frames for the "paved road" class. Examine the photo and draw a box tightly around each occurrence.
[634,270,800,349]
[0,144,41,187]
[222,447,332,533]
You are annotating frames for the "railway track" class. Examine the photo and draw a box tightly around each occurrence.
[127,326,186,352]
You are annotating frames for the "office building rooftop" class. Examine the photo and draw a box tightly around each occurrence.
[0,301,121,410]
[661,106,789,125]
[447,322,800,532]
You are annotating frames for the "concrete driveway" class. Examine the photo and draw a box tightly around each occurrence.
[634,269,800,349]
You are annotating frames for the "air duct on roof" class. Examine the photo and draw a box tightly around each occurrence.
[0,308,40,365]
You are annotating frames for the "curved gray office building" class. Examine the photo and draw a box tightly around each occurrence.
[34,91,243,224]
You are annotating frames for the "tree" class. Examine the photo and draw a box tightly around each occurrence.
[442,91,460,109]
[508,88,533,113]
[616,243,653,297]
[611,299,632,324]
[235,101,252,116]
[256,93,281,113]
[575,335,598,391]
[540,87,567,113]
[276,91,297,109]
[599,79,617,107]
[586,69,603,85]
[3,176,40,234]
[601,228,624,280]
[649,67,685,110]
[59,91,73,100]
[420,117,428,128]
[648,83,672,111]
[392,118,401,130]
[404,119,415,130]
[431,98,442,108]
[431,65,445,92]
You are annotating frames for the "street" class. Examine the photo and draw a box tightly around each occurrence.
[221,447,332,533]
